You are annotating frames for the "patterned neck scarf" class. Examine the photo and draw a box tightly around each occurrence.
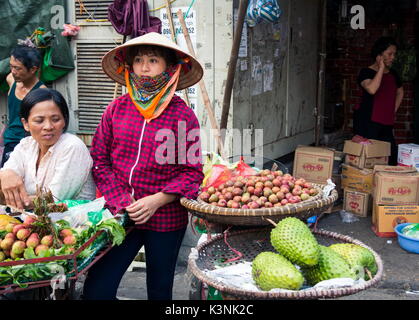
[126,64,181,122]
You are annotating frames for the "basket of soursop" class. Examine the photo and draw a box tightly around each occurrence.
[181,155,339,226]
[188,217,383,299]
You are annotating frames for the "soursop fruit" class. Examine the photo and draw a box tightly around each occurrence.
[270,217,320,267]
[302,245,357,286]
[252,252,304,291]
[329,243,378,280]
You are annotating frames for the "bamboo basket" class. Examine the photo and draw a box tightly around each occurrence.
[188,227,384,300]
[181,184,338,226]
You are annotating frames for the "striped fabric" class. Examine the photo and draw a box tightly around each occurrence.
[246,0,282,27]
[90,93,204,232]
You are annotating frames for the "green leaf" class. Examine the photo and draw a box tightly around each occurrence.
[23,247,37,260]
[96,219,126,246]
[55,219,71,230]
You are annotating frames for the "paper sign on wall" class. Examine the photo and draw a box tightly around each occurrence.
[160,7,199,113]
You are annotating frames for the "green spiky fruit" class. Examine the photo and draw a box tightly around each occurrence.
[270,217,320,267]
[329,243,378,280]
[302,245,357,286]
[252,252,304,291]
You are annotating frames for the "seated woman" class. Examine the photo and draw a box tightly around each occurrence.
[0,88,96,210]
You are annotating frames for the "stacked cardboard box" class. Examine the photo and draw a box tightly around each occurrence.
[343,139,391,169]
[293,146,336,214]
[293,146,335,185]
[398,143,419,171]
[341,139,391,217]
[371,168,419,237]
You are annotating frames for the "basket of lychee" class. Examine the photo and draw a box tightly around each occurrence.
[181,169,339,226]
[0,214,108,289]
[0,215,79,261]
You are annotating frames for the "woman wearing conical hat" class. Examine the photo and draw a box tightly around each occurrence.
[83,32,204,300]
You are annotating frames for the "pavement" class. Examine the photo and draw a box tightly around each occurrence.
[115,208,419,301]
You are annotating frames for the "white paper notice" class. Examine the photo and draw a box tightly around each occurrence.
[263,63,274,92]
[161,7,199,114]
[252,56,263,96]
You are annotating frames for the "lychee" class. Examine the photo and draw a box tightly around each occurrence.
[16,228,31,241]
[59,229,73,239]
[35,244,49,256]
[23,215,37,226]
[63,235,76,245]
[5,233,15,240]
[26,234,40,249]
[11,241,26,255]
[0,238,14,251]
[40,235,53,247]
[12,224,26,235]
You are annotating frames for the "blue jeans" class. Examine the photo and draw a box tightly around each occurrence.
[82,227,186,300]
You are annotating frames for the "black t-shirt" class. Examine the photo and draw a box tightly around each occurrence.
[353,68,402,136]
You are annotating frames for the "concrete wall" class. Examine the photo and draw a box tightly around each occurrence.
[232,0,321,161]
[0,1,322,160]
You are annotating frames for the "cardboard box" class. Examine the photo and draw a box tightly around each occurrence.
[373,172,419,205]
[341,164,374,193]
[373,165,418,174]
[398,143,419,171]
[343,139,390,169]
[343,189,371,217]
[293,146,334,185]
[372,204,419,237]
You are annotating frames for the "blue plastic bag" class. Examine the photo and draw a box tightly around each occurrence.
[246,0,282,27]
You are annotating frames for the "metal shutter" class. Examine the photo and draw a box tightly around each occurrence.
[76,41,122,132]
[75,0,114,21]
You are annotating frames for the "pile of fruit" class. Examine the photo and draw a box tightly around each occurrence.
[252,217,378,291]
[0,215,77,262]
[199,170,319,209]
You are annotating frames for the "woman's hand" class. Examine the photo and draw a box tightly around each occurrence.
[376,55,385,70]
[0,169,31,209]
[125,192,177,225]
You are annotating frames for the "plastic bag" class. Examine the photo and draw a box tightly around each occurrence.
[47,197,114,228]
[202,155,258,191]
[339,210,360,224]
[402,223,419,239]
[246,0,282,27]
[202,164,233,191]
[233,157,257,177]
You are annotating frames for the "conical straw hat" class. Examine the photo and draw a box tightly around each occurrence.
[102,32,203,90]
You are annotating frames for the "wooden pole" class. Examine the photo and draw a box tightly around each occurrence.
[177,9,226,159]
[113,35,127,100]
[315,0,327,146]
[165,0,191,107]
[220,0,248,137]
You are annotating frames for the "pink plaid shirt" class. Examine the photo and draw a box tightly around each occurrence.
[90,93,204,232]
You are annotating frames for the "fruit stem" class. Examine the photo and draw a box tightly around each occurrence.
[264,218,277,227]
[365,268,373,281]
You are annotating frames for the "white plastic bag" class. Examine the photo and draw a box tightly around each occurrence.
[47,197,114,228]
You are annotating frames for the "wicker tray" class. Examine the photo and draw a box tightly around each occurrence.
[188,227,383,300]
[181,184,338,226]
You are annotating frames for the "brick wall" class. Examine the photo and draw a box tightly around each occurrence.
[325,0,416,144]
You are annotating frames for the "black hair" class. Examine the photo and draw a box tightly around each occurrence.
[371,37,398,60]
[10,45,41,71]
[125,45,178,67]
[20,88,70,132]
